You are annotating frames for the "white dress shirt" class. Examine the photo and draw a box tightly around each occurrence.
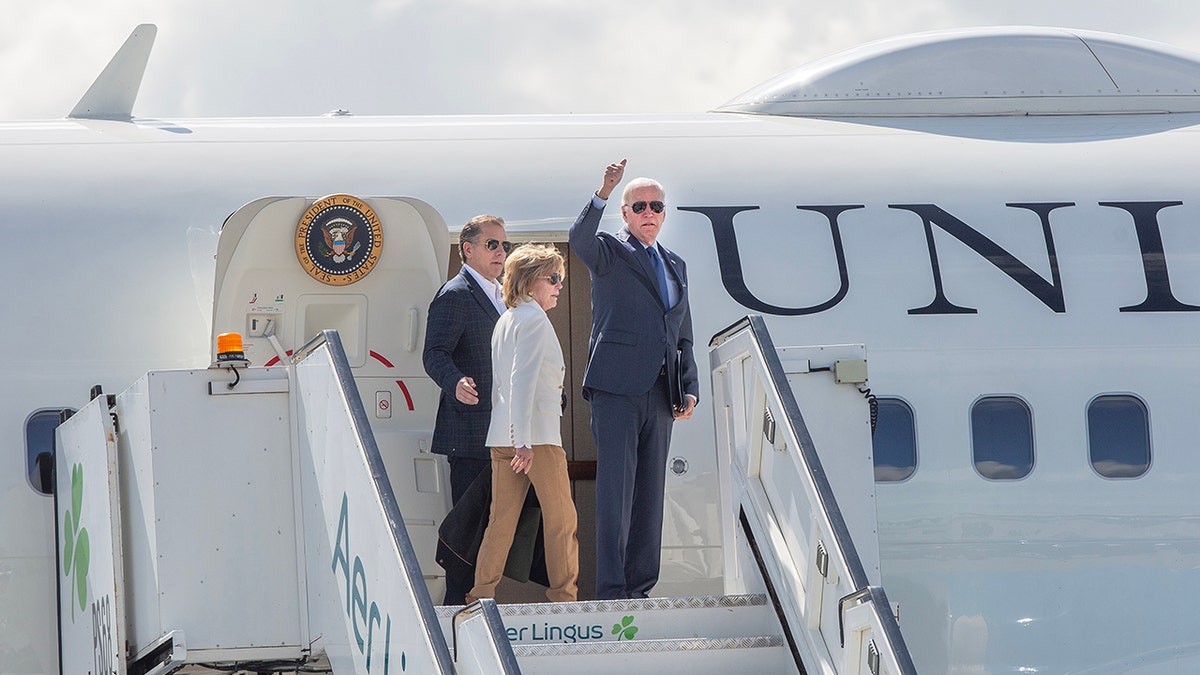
[463,263,507,315]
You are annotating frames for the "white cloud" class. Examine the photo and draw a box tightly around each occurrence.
[3,0,1200,120]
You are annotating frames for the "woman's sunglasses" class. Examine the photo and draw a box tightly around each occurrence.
[541,273,565,285]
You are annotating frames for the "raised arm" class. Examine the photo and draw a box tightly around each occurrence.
[596,159,626,201]
[569,159,626,272]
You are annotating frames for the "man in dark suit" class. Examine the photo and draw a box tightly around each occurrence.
[424,214,511,605]
[570,159,699,600]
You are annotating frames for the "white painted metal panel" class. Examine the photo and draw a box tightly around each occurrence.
[779,344,878,582]
[56,396,125,675]
[114,376,162,654]
[115,367,302,658]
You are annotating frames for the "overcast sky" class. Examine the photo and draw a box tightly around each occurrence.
[3,1,1200,120]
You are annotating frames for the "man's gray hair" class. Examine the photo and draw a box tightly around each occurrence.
[621,177,666,205]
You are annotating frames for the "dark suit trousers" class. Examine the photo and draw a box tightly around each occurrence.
[443,455,490,604]
[591,374,675,600]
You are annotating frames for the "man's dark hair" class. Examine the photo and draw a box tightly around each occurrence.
[459,215,505,262]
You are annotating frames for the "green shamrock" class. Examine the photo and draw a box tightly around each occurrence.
[612,615,638,641]
[62,462,90,622]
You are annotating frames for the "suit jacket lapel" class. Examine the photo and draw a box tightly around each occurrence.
[659,245,684,288]
[461,268,502,322]
[663,252,687,316]
[617,227,667,308]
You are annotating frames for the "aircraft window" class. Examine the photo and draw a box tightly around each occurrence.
[971,396,1034,480]
[26,408,72,495]
[1087,395,1150,478]
[872,398,917,482]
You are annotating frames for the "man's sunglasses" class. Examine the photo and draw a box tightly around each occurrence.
[628,200,665,214]
[482,238,513,253]
[541,273,565,285]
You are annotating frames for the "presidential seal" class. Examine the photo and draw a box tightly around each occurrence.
[295,194,384,286]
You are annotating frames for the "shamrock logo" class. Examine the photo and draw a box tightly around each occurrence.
[612,615,638,641]
[62,462,90,622]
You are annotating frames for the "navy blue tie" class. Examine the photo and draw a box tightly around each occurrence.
[647,246,670,306]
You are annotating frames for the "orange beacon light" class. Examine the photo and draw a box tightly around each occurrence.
[216,332,246,362]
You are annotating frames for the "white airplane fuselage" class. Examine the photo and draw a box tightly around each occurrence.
[8,39,1200,674]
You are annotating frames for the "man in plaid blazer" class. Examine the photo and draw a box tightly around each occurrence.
[423,214,511,604]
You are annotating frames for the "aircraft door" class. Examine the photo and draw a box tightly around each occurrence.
[210,194,451,593]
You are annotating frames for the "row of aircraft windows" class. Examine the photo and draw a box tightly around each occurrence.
[26,396,1152,493]
[871,394,1152,482]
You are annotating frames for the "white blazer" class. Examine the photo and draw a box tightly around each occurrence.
[485,298,565,449]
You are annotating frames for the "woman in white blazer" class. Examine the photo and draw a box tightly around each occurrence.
[468,244,579,603]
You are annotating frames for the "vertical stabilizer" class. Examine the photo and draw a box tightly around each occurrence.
[68,23,157,120]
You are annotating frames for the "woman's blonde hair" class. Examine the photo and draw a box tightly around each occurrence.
[502,243,564,308]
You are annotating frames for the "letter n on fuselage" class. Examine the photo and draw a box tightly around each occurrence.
[891,203,1070,314]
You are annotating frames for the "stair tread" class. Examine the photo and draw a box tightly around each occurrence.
[513,634,785,656]
[436,593,769,618]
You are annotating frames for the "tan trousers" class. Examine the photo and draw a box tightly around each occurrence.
[468,444,579,603]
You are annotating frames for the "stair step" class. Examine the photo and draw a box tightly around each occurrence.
[514,634,784,656]
[438,594,780,645]
[512,635,794,674]
[436,593,772,617]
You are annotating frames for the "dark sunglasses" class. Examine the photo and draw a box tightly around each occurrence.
[628,200,665,214]
[482,238,513,253]
[541,273,565,285]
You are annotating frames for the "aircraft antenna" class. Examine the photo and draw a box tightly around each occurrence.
[68,24,157,121]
